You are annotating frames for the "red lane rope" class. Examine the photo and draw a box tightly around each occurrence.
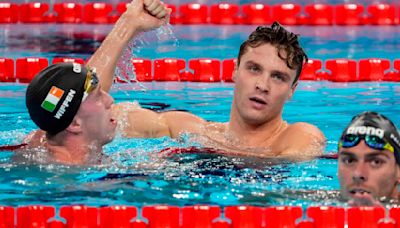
[0,143,27,151]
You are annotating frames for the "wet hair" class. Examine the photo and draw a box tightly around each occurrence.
[237,21,308,85]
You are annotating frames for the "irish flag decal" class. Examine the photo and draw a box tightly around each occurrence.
[41,86,64,112]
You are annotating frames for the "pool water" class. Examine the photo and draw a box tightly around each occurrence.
[0,81,399,207]
[0,4,400,207]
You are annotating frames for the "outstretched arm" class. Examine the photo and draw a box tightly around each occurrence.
[113,103,208,138]
[87,0,170,92]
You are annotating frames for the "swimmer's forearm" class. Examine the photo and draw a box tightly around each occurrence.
[87,0,170,93]
[87,13,141,92]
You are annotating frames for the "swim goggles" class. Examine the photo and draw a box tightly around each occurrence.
[338,134,395,153]
[82,67,99,101]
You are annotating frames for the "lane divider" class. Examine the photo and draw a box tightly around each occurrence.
[0,205,397,227]
[1,57,399,83]
[0,2,399,25]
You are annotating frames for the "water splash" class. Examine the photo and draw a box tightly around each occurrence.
[155,23,180,47]
[114,23,179,94]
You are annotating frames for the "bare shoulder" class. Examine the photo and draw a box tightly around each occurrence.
[285,122,325,141]
[277,122,326,159]
[23,130,46,148]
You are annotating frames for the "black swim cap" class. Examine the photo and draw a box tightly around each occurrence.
[26,63,88,135]
[340,111,400,164]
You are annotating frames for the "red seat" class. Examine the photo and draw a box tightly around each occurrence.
[335,4,364,25]
[54,3,83,23]
[180,4,208,24]
[241,4,271,24]
[307,206,345,228]
[83,3,113,24]
[0,206,14,227]
[0,58,15,82]
[16,57,49,83]
[210,3,239,24]
[358,58,390,81]
[181,205,221,228]
[116,58,152,82]
[154,58,185,81]
[325,59,357,82]
[60,205,98,227]
[367,4,396,25]
[300,59,322,81]
[52,57,85,64]
[20,2,50,23]
[272,4,301,25]
[17,205,55,228]
[305,4,334,25]
[225,206,264,228]
[142,205,180,228]
[347,207,385,228]
[222,59,236,82]
[189,58,221,82]
[264,206,302,227]
[99,206,138,228]
[0,3,19,23]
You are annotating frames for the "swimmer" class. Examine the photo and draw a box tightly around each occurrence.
[22,0,170,165]
[111,22,326,161]
[23,5,325,164]
[338,111,400,206]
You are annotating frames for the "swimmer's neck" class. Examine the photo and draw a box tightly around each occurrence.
[46,134,103,165]
[227,114,286,145]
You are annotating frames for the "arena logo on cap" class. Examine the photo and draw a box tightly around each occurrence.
[347,126,384,138]
[41,86,65,112]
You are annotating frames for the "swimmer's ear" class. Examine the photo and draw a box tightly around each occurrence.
[287,82,298,100]
[396,166,400,184]
[65,118,83,134]
[232,61,238,82]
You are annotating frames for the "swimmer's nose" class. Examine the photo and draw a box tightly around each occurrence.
[255,76,270,93]
[104,92,114,108]
[352,162,368,183]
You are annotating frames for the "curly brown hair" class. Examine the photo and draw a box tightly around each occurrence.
[237,22,308,85]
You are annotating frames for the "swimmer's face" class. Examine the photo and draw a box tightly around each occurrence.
[338,140,400,201]
[75,84,117,145]
[232,43,297,125]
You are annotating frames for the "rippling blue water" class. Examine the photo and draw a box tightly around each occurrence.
[0,5,399,207]
[0,81,399,207]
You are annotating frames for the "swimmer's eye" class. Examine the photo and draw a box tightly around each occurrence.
[340,156,356,165]
[247,64,261,74]
[271,72,287,82]
[370,159,385,167]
